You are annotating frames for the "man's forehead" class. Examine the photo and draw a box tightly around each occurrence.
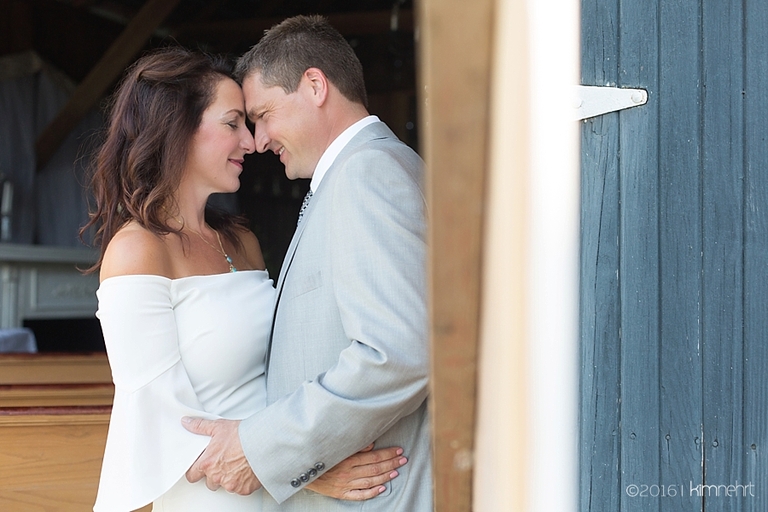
[242,77,269,109]
[245,81,291,113]
[243,75,281,98]
[241,72,265,93]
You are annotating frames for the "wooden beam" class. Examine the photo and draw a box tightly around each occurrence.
[35,0,182,171]
[417,0,494,510]
[170,9,414,41]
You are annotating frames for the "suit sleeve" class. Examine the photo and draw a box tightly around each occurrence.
[239,147,428,503]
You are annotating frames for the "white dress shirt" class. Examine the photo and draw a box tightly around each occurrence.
[309,115,380,192]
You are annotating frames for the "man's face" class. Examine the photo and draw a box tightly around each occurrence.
[242,73,320,180]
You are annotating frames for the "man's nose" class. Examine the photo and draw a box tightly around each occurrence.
[253,126,270,154]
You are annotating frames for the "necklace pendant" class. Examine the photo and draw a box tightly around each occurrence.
[226,255,237,273]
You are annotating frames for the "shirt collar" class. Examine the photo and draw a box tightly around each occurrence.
[309,115,379,193]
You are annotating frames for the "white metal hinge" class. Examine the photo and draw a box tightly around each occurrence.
[574,86,648,121]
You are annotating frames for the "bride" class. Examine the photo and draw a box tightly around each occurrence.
[81,46,404,512]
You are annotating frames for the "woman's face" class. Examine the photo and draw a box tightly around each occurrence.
[182,77,255,196]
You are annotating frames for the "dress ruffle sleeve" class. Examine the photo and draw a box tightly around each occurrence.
[93,275,219,512]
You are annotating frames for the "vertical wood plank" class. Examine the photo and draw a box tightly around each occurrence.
[743,0,768,510]
[617,0,661,511]
[579,1,622,510]
[657,0,704,509]
[580,0,624,510]
[580,113,622,512]
[700,2,745,510]
[417,0,494,510]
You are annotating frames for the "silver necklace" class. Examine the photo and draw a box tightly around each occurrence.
[191,227,237,273]
[167,211,237,272]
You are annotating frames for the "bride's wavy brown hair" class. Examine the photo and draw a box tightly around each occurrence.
[80,46,249,273]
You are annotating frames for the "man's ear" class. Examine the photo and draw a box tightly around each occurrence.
[303,67,329,106]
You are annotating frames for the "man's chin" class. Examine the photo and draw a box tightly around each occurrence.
[284,167,308,181]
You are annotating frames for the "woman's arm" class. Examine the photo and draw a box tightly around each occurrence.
[95,276,218,511]
[306,444,407,500]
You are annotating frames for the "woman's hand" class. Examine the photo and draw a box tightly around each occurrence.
[305,444,407,500]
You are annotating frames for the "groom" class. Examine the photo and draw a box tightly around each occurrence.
[183,15,432,511]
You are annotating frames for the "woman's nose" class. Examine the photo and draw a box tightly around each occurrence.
[241,129,256,154]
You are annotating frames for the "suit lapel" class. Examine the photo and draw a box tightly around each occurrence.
[275,216,308,296]
[266,208,310,371]
[272,122,393,299]
[266,121,401,370]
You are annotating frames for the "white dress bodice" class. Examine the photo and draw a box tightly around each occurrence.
[92,270,275,512]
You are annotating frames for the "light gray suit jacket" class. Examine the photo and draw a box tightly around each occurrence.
[239,121,432,511]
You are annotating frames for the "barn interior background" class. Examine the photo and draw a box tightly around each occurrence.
[0,0,417,352]
[0,0,417,271]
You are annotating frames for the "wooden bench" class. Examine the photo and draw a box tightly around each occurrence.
[0,353,114,408]
[0,406,111,511]
[0,353,151,511]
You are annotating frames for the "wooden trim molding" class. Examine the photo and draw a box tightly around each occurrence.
[0,353,112,385]
[0,406,111,426]
[0,383,114,408]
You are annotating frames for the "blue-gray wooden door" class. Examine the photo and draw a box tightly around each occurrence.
[580,0,768,511]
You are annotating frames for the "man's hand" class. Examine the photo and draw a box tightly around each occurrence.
[182,417,262,495]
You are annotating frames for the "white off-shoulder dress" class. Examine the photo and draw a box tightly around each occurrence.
[92,270,275,512]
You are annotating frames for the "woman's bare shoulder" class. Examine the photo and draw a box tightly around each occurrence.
[236,228,266,271]
[100,222,174,281]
